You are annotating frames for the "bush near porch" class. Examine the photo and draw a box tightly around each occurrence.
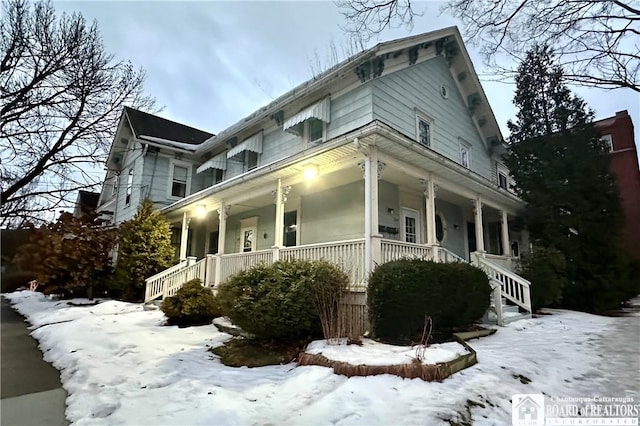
[217,259,349,342]
[368,259,491,344]
[161,279,222,326]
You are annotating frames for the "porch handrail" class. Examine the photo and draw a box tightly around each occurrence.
[437,246,466,264]
[472,252,532,315]
[144,259,189,302]
[162,257,207,299]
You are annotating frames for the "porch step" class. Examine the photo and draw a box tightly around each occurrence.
[483,304,531,325]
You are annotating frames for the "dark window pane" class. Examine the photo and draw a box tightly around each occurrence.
[284,210,297,247]
[214,169,224,184]
[435,214,444,242]
[418,120,430,147]
[247,151,258,171]
[498,173,508,189]
[308,119,323,143]
[172,182,186,198]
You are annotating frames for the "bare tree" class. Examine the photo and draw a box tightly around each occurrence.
[307,34,368,78]
[337,0,640,92]
[1,0,154,227]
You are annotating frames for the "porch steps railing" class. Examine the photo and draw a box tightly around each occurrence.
[144,256,207,302]
[471,252,532,326]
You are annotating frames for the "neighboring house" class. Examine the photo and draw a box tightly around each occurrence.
[95,107,214,226]
[102,27,533,325]
[594,110,640,260]
[73,190,100,218]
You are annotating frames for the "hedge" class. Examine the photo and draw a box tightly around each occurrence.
[368,259,491,343]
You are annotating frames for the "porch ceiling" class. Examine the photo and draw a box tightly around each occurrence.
[164,135,374,222]
[371,132,524,215]
[164,120,523,222]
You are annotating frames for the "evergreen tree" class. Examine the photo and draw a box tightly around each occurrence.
[115,198,175,302]
[504,45,637,312]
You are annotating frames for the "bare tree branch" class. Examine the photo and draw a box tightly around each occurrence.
[1,0,155,227]
[336,0,639,92]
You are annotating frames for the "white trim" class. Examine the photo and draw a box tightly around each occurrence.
[167,159,193,200]
[415,111,433,148]
[197,152,227,174]
[227,132,263,159]
[283,97,331,132]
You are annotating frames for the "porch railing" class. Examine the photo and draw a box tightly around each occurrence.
[281,239,366,286]
[218,249,274,284]
[436,246,467,264]
[471,252,532,322]
[380,239,434,263]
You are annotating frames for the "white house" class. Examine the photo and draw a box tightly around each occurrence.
[98,27,532,326]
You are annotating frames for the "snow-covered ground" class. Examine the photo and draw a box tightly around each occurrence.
[4,291,639,426]
[305,338,468,366]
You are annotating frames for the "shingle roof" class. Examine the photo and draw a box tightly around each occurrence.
[124,107,214,146]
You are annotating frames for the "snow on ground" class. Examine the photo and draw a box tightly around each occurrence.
[305,338,468,366]
[4,291,639,426]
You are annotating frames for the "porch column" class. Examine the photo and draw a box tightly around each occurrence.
[424,174,437,246]
[501,210,512,257]
[474,195,485,253]
[217,201,229,255]
[273,179,287,249]
[364,146,381,274]
[179,212,191,261]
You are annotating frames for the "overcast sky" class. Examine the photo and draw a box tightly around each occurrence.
[57,1,639,158]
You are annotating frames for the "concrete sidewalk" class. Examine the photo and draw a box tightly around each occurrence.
[1,296,68,426]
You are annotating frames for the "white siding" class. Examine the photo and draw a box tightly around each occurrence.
[372,56,494,180]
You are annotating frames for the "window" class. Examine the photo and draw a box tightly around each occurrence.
[416,114,432,147]
[498,172,508,189]
[245,151,258,172]
[459,141,471,168]
[171,166,188,197]
[214,169,224,184]
[402,208,421,244]
[307,118,324,145]
[125,169,133,205]
[600,134,613,152]
[497,163,509,189]
[284,210,298,247]
[240,217,258,253]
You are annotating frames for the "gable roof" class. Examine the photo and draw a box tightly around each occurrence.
[197,26,503,154]
[124,107,214,146]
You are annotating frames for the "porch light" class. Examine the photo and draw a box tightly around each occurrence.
[194,205,207,219]
[303,164,319,181]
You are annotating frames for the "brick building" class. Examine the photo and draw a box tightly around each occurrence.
[594,110,640,259]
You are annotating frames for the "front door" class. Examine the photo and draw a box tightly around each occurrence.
[401,208,421,244]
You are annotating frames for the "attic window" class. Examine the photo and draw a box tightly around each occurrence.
[283,97,331,133]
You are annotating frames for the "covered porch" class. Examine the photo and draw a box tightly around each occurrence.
[146,123,532,324]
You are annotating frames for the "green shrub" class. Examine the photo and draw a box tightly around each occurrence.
[216,259,349,341]
[517,245,567,310]
[161,279,221,326]
[368,259,491,343]
[114,198,175,302]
